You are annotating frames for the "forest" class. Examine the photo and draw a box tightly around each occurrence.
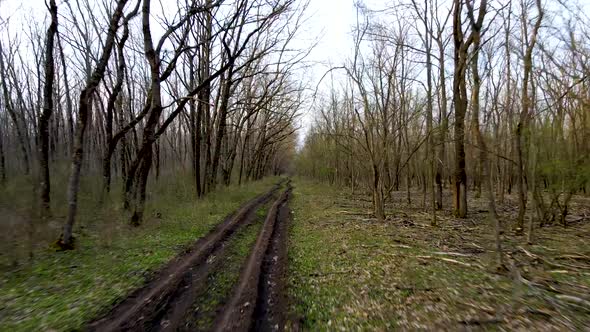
[0,0,589,330]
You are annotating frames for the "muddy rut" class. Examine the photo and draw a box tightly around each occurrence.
[88,181,292,332]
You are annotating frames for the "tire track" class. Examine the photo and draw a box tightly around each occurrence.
[213,183,292,332]
[88,183,282,331]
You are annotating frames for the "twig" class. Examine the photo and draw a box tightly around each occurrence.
[459,317,502,325]
[433,251,474,257]
[555,254,590,262]
[548,270,590,276]
[518,246,589,271]
[555,295,590,309]
[514,266,590,313]
[416,255,483,268]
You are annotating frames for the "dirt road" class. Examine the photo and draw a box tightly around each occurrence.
[88,181,292,331]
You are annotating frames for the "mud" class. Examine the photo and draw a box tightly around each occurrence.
[212,184,292,332]
[88,181,292,332]
[88,184,280,331]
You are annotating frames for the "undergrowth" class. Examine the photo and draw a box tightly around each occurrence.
[288,178,590,330]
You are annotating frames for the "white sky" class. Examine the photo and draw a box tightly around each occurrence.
[0,0,364,81]
[0,0,373,143]
[3,0,590,145]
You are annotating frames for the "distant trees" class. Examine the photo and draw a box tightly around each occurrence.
[0,0,305,249]
[296,0,590,254]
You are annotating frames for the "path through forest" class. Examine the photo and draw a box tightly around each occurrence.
[88,180,292,331]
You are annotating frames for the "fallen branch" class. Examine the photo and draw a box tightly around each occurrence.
[459,317,502,325]
[416,255,483,269]
[461,301,496,315]
[555,295,590,309]
[433,251,474,257]
[514,266,590,313]
[518,246,589,271]
[548,270,590,276]
[555,254,590,262]
[471,242,485,250]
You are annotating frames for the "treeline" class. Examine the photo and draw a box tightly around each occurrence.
[0,0,305,249]
[296,0,589,263]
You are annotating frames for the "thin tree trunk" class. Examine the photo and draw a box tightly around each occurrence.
[470,27,502,266]
[515,0,543,233]
[38,0,58,218]
[57,33,74,152]
[59,0,128,249]
[209,67,234,191]
[435,34,447,210]
[0,43,31,177]
[0,126,5,186]
[101,17,131,199]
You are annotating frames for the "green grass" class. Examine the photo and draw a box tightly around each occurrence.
[287,178,590,330]
[0,175,279,331]
[186,203,270,330]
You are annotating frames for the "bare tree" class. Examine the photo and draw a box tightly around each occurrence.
[37,0,58,218]
[514,0,543,233]
[58,0,130,249]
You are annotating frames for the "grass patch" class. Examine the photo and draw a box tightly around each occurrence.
[0,175,279,331]
[288,178,590,330]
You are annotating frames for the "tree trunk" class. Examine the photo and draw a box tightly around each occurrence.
[0,126,5,186]
[129,0,164,225]
[59,0,128,249]
[435,33,447,210]
[0,43,31,177]
[470,27,502,266]
[209,67,234,191]
[37,0,58,218]
[516,0,543,233]
[62,87,91,248]
[57,33,74,152]
[101,18,130,199]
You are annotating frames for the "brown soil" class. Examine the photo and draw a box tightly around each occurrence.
[212,183,292,332]
[252,187,291,331]
[87,183,281,331]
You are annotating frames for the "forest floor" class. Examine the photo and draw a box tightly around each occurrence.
[0,175,280,331]
[1,176,589,331]
[288,178,590,330]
